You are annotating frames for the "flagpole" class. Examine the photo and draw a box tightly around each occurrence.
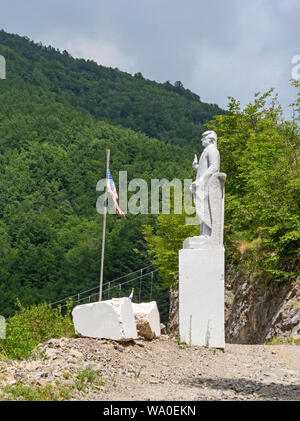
[99,148,110,301]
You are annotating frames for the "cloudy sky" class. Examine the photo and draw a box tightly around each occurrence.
[1,0,299,116]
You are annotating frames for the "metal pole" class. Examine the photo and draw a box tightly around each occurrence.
[150,271,153,300]
[99,148,110,301]
[139,268,143,303]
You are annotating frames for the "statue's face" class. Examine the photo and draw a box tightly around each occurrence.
[201,135,210,148]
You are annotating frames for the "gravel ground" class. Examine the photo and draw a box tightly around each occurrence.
[0,336,299,401]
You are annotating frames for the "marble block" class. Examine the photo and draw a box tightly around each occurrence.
[72,297,138,341]
[132,301,160,340]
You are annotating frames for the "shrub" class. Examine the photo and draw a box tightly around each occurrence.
[0,300,75,360]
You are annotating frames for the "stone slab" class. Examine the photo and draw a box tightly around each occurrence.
[179,247,225,348]
[132,301,160,340]
[72,297,138,341]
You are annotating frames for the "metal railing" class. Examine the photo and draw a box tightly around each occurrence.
[51,264,158,310]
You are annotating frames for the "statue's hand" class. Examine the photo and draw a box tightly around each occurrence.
[189,181,196,194]
[192,154,198,170]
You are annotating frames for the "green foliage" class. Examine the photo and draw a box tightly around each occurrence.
[143,212,198,288]
[265,335,300,345]
[1,382,71,401]
[0,301,75,360]
[74,370,104,392]
[0,49,194,317]
[0,30,225,149]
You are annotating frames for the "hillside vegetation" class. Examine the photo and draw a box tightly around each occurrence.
[0,30,224,149]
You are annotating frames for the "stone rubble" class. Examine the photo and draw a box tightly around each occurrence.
[0,336,299,401]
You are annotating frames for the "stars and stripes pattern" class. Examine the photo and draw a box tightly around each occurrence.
[106,168,126,216]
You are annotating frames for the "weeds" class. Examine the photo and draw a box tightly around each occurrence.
[265,335,300,345]
[128,365,145,378]
[0,299,75,360]
[1,382,71,401]
[74,370,105,392]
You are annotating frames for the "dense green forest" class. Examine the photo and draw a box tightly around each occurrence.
[0,30,224,149]
[0,30,299,323]
[0,30,224,319]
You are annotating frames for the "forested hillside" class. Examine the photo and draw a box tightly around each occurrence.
[0,30,226,319]
[0,30,224,149]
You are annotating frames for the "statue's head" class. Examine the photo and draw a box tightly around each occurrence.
[201,130,217,148]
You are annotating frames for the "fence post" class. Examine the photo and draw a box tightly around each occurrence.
[150,271,153,300]
[139,269,143,303]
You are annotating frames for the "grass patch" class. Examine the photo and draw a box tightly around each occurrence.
[1,382,72,401]
[128,365,145,379]
[265,335,300,345]
[176,337,189,349]
[74,370,105,392]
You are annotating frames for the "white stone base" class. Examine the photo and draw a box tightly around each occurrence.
[72,297,138,341]
[132,301,160,340]
[179,247,225,348]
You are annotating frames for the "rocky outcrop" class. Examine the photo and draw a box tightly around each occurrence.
[225,269,300,344]
[168,288,179,336]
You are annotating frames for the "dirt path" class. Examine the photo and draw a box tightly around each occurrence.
[0,336,299,401]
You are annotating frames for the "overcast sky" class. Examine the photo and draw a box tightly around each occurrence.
[1,0,299,117]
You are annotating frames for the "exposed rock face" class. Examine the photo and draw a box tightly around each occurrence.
[132,301,160,340]
[225,270,300,344]
[72,298,137,341]
[169,268,300,344]
[168,288,179,336]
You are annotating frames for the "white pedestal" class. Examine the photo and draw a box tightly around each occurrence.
[179,247,225,348]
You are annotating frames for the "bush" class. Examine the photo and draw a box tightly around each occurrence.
[0,300,75,360]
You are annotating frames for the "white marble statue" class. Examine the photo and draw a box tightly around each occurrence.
[184,130,226,248]
[179,130,226,347]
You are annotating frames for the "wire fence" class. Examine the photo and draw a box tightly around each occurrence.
[51,265,159,311]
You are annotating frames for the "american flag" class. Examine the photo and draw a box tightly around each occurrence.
[106,168,126,216]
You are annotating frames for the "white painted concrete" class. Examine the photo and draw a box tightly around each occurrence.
[132,301,160,339]
[179,247,225,348]
[72,297,138,341]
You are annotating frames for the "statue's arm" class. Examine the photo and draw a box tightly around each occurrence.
[203,148,220,176]
[196,148,220,190]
